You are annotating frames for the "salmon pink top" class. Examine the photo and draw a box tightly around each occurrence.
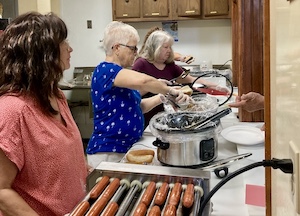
[0,91,87,216]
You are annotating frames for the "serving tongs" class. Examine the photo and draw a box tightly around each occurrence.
[165,94,181,110]
[199,152,252,171]
[169,67,190,83]
[184,107,232,130]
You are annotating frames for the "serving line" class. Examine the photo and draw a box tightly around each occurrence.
[132,110,265,216]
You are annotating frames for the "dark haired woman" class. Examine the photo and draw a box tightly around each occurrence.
[0,12,87,215]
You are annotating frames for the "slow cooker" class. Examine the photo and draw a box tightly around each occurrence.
[149,109,231,167]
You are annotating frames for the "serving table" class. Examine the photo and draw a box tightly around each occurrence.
[128,109,265,216]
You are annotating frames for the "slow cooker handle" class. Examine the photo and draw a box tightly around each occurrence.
[152,138,170,150]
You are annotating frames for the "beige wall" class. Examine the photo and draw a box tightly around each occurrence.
[18,0,37,14]
[18,0,60,16]
[271,0,300,215]
[50,0,60,16]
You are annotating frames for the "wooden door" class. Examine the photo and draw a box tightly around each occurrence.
[176,0,201,16]
[113,0,141,19]
[203,0,229,17]
[142,0,169,17]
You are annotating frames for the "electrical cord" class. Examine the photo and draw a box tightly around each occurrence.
[198,158,293,216]
[217,59,232,70]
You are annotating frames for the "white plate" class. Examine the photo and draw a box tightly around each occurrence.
[221,125,265,145]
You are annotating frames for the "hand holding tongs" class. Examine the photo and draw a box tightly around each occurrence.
[159,93,181,113]
[165,93,181,110]
[169,67,190,84]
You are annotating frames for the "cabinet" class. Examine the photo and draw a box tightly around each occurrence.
[112,0,231,22]
[113,0,141,20]
[202,0,230,19]
[142,0,169,18]
[176,0,201,17]
[112,0,171,22]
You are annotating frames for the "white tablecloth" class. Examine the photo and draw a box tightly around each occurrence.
[210,111,265,216]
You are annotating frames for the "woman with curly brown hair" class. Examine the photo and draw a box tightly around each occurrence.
[0,12,88,215]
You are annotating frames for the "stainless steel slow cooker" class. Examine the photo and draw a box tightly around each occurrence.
[149,111,223,167]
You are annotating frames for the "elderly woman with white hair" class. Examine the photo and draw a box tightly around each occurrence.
[86,21,191,168]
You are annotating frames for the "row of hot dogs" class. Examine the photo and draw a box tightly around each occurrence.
[70,176,205,216]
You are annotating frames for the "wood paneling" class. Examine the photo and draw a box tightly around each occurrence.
[232,1,271,215]
[232,0,264,122]
[262,1,271,215]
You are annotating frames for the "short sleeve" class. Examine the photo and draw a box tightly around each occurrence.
[0,98,24,170]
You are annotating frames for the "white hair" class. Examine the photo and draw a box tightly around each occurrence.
[139,30,174,63]
[102,21,140,55]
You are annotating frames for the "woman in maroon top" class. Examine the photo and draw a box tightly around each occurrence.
[132,30,227,128]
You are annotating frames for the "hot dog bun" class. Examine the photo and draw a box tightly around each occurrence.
[180,85,193,96]
[126,149,155,164]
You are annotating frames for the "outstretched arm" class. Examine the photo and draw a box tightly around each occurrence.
[229,92,264,112]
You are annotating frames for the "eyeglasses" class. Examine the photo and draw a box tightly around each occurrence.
[119,44,138,53]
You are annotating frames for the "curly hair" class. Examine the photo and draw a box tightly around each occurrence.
[0,12,68,115]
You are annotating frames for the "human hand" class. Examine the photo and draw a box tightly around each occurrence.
[182,55,195,64]
[228,92,264,112]
[87,164,94,174]
[175,53,195,64]
[158,93,167,104]
[169,88,192,104]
